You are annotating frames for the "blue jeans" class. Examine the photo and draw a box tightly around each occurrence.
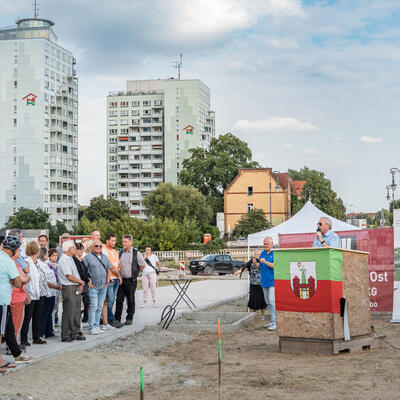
[262,286,276,323]
[107,279,119,324]
[88,287,108,330]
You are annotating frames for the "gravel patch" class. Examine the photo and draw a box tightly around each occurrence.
[92,326,193,356]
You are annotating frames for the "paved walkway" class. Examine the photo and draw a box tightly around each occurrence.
[3,278,248,366]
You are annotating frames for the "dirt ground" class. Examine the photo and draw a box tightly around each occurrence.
[109,318,400,400]
[2,296,400,400]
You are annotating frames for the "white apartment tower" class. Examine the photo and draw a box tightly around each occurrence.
[0,17,78,228]
[107,79,215,218]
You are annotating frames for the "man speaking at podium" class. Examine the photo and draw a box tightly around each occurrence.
[313,217,341,248]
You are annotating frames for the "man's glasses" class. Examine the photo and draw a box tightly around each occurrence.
[94,245,102,248]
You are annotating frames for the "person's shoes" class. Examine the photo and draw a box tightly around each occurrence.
[125,319,133,325]
[14,354,35,363]
[45,333,56,338]
[6,345,11,355]
[75,335,86,341]
[20,341,31,347]
[259,316,265,321]
[264,322,273,328]
[33,338,47,344]
[89,328,100,335]
[111,321,123,328]
[140,304,145,308]
[101,324,115,330]
[95,327,104,334]
[267,323,276,331]
[62,337,73,342]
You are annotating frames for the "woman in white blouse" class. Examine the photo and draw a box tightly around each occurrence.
[141,246,161,308]
[20,241,47,347]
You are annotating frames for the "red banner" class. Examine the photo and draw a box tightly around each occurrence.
[279,228,394,312]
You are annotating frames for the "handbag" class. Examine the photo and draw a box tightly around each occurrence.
[144,257,159,274]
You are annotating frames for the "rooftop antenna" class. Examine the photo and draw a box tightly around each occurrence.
[172,54,183,80]
[33,0,39,18]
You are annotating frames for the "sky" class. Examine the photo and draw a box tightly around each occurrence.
[1,0,399,213]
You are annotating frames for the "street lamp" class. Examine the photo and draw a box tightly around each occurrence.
[390,167,400,200]
[386,185,392,202]
[305,187,312,203]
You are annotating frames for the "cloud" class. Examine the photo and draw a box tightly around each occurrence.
[267,38,299,49]
[171,0,303,39]
[360,136,383,143]
[233,117,318,133]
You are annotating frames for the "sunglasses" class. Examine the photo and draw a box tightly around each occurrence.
[318,222,322,226]
[94,244,102,248]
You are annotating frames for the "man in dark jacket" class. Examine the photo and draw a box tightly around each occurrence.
[114,235,145,326]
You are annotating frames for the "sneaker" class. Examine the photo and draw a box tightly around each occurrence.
[14,354,35,364]
[264,322,273,328]
[140,304,145,308]
[62,337,74,342]
[267,323,276,331]
[101,324,115,330]
[125,319,133,325]
[89,328,100,335]
[95,327,103,334]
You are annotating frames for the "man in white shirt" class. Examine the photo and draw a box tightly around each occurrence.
[58,240,85,343]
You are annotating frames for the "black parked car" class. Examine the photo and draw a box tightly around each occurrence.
[189,254,244,276]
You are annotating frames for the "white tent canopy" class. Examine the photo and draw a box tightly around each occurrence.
[248,200,360,246]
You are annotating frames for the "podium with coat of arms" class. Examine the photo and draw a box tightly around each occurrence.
[274,247,373,355]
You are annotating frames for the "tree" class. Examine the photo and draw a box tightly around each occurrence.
[4,207,50,229]
[142,183,212,230]
[289,167,346,220]
[4,207,69,247]
[179,133,260,214]
[232,209,270,238]
[83,195,129,222]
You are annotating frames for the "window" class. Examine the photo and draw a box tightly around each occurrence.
[248,187,253,196]
[109,102,118,108]
[248,203,254,212]
[143,100,151,107]
[120,119,128,125]
[154,100,162,106]
[109,111,118,117]
[132,101,139,107]
[120,101,128,107]
[14,81,17,88]
[132,110,139,116]
[120,110,129,116]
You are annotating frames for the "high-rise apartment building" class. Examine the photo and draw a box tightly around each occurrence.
[0,17,78,228]
[106,79,215,218]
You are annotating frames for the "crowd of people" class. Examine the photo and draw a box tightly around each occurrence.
[0,229,161,373]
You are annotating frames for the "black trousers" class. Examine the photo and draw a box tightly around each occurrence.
[20,297,44,343]
[40,296,55,338]
[0,305,22,358]
[115,279,137,322]
[82,287,90,323]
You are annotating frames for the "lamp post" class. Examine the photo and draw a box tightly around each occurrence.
[389,167,400,201]
[305,187,312,203]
